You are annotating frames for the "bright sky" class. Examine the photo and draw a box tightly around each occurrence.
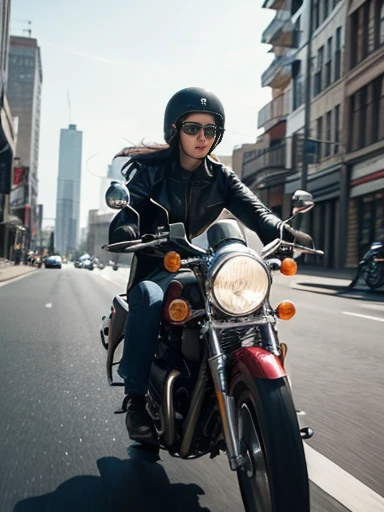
[10,0,274,228]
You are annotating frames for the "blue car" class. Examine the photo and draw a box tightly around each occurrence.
[44,255,62,269]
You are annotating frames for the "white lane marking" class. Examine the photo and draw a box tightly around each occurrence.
[343,311,384,323]
[45,303,52,308]
[304,443,384,512]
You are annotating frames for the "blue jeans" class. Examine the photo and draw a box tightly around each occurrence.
[117,268,184,395]
[117,280,164,395]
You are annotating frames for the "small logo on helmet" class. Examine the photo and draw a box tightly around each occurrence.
[201,98,207,105]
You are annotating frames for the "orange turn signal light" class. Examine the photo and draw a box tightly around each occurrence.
[164,251,181,272]
[276,301,296,320]
[168,299,190,322]
[280,258,297,276]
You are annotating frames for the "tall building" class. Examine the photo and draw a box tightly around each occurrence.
[55,124,83,257]
[0,0,16,258]
[7,35,43,250]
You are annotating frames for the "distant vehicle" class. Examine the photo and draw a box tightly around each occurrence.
[75,253,92,269]
[349,240,384,290]
[82,258,93,270]
[44,255,62,269]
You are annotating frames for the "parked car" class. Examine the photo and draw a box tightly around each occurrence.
[44,255,62,269]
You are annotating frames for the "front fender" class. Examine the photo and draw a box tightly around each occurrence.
[228,347,286,385]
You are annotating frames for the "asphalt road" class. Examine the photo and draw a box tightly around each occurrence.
[0,263,383,512]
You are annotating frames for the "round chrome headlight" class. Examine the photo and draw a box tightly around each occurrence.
[211,254,269,316]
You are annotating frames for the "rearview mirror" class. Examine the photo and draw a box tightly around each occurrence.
[291,190,314,215]
[105,181,130,209]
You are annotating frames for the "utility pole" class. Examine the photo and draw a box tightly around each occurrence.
[301,0,314,191]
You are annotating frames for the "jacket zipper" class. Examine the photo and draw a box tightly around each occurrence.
[185,177,194,237]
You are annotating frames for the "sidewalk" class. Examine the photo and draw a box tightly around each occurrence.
[0,260,37,283]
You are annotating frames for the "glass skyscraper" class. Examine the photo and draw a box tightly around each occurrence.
[55,124,82,257]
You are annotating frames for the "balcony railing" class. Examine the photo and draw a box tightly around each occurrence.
[261,55,292,88]
[262,11,296,48]
[242,142,287,181]
[262,0,285,10]
[257,94,287,130]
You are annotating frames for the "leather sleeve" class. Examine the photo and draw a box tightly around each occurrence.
[224,168,282,245]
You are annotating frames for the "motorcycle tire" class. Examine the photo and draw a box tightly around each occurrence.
[232,376,309,512]
[365,262,384,290]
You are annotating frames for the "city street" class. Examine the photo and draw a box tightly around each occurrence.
[0,264,383,512]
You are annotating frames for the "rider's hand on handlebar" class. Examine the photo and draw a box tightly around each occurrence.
[117,224,139,241]
[283,225,315,249]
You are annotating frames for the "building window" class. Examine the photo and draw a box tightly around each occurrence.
[292,60,304,110]
[314,46,324,96]
[325,111,332,157]
[362,0,371,59]
[372,74,384,143]
[326,37,333,87]
[316,116,323,161]
[291,0,303,16]
[324,0,330,20]
[350,13,358,68]
[314,0,320,29]
[294,16,302,47]
[334,104,340,154]
[335,27,342,79]
[359,86,369,149]
[350,95,357,151]
[376,0,384,47]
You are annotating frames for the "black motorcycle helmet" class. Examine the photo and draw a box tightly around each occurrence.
[164,87,225,153]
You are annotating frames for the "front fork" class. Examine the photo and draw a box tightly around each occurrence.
[203,301,248,471]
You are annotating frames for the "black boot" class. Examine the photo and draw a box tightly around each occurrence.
[124,394,158,445]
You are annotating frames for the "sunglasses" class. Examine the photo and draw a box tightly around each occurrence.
[180,122,218,139]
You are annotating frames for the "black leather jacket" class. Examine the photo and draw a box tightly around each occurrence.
[109,156,283,290]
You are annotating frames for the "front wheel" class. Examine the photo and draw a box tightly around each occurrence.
[232,377,310,512]
[365,261,384,290]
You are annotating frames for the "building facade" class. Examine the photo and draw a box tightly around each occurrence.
[241,0,302,221]
[55,124,83,257]
[7,35,43,252]
[242,0,355,268]
[285,0,348,268]
[343,0,384,266]
[0,0,16,259]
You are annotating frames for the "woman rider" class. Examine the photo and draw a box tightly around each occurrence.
[108,87,312,444]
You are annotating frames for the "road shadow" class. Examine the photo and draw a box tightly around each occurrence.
[295,282,384,302]
[14,449,211,512]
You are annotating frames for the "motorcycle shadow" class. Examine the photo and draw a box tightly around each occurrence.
[13,453,211,512]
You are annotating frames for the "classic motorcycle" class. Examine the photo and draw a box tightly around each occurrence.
[100,184,323,512]
[349,241,384,290]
